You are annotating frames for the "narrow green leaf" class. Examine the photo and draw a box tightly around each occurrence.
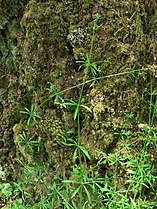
[80,146,91,160]
[81,105,92,113]
[66,138,75,142]
[20,110,29,115]
[127,169,136,175]
[74,106,79,120]
[71,200,78,209]
[63,102,77,106]
[88,183,95,193]
[66,130,73,134]
[86,53,90,62]
[93,22,101,31]
[61,142,75,147]
[71,185,81,199]
[83,185,91,203]
[27,117,31,127]
[73,148,78,163]
[49,93,56,99]
[62,180,78,184]
[91,63,97,70]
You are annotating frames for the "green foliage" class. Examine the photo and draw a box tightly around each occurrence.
[46,83,92,120]
[12,199,25,209]
[0,182,24,206]
[61,165,105,208]
[61,133,91,163]
[20,104,41,130]
[1,183,13,199]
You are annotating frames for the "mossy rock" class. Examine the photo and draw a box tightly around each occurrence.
[1,1,157,202]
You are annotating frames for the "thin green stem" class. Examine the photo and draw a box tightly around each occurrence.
[77,66,89,209]
[89,26,95,60]
[149,69,153,127]
[75,17,100,208]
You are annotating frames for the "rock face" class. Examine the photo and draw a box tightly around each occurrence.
[0,0,157,202]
